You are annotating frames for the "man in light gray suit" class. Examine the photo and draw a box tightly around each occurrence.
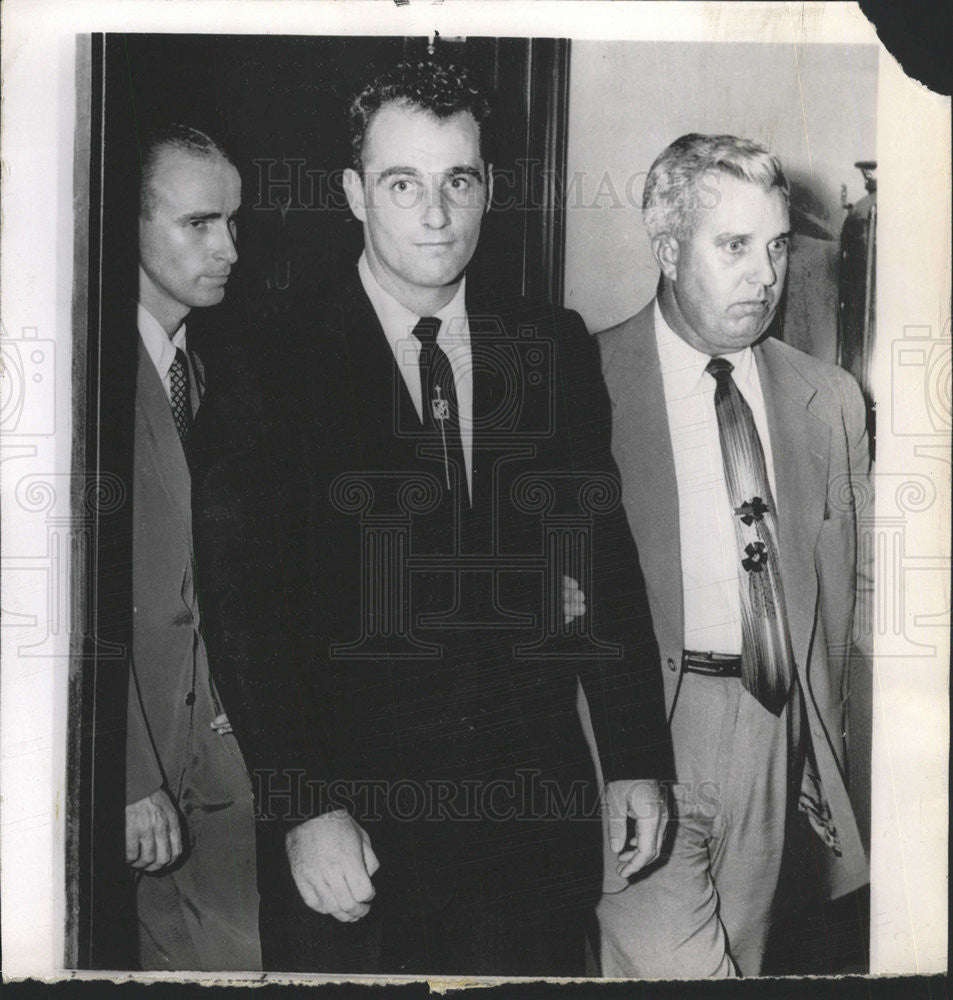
[124,125,259,970]
[595,134,869,977]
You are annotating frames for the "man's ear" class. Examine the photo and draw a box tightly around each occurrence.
[484,163,494,214]
[652,234,680,282]
[342,168,367,223]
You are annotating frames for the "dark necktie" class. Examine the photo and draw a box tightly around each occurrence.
[412,317,466,495]
[707,357,794,715]
[169,348,193,453]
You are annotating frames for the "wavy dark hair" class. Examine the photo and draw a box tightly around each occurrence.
[348,60,492,171]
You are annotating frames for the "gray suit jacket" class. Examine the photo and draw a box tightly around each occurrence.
[598,301,870,899]
[126,338,212,804]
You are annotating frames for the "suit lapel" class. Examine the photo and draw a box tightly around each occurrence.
[465,289,555,513]
[466,298,508,512]
[189,348,206,414]
[322,276,423,472]
[605,303,684,645]
[756,339,830,670]
[328,276,533,510]
[136,339,191,533]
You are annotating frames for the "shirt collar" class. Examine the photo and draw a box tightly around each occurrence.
[357,251,468,353]
[653,298,756,400]
[137,303,187,381]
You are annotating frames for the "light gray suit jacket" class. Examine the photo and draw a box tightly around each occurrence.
[598,301,870,899]
[126,339,211,804]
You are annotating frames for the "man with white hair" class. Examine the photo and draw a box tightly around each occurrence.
[595,133,869,976]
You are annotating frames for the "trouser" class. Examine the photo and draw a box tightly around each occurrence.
[260,884,590,977]
[378,897,590,976]
[137,728,261,971]
[257,815,597,976]
[597,674,801,978]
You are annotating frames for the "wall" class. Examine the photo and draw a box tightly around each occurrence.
[564,41,879,334]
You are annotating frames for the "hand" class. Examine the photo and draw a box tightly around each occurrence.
[603,778,668,879]
[125,788,184,872]
[210,712,233,735]
[285,810,380,922]
[563,574,587,625]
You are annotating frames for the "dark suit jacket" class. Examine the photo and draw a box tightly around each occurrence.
[598,301,870,899]
[192,274,673,928]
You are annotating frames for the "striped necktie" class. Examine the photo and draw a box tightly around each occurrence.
[707,356,793,715]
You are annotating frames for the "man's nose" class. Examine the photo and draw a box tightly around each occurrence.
[747,247,779,288]
[212,223,239,264]
[422,185,450,228]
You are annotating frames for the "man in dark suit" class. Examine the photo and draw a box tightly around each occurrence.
[595,134,870,977]
[192,60,672,976]
[125,124,260,970]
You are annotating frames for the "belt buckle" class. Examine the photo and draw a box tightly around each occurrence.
[682,650,742,677]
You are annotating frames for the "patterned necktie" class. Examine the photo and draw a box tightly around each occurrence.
[169,348,194,453]
[412,317,466,494]
[707,357,794,715]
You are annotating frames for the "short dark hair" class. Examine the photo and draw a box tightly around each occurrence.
[348,60,492,171]
[139,123,233,219]
[642,133,790,241]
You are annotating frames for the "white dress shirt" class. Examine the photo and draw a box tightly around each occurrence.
[357,252,474,499]
[654,301,778,655]
[138,303,188,402]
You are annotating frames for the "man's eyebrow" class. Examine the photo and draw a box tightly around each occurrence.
[376,166,424,181]
[713,229,792,242]
[448,165,484,181]
[174,210,226,222]
[373,165,484,182]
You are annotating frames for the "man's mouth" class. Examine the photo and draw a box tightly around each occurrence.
[732,299,771,314]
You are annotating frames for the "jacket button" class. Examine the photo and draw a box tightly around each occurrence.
[667,657,678,672]
[185,691,196,706]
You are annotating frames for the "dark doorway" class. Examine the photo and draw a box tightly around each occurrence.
[70,31,570,969]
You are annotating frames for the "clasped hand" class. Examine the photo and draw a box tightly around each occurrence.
[286,809,380,922]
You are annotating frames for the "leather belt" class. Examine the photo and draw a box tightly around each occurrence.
[682,650,742,678]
